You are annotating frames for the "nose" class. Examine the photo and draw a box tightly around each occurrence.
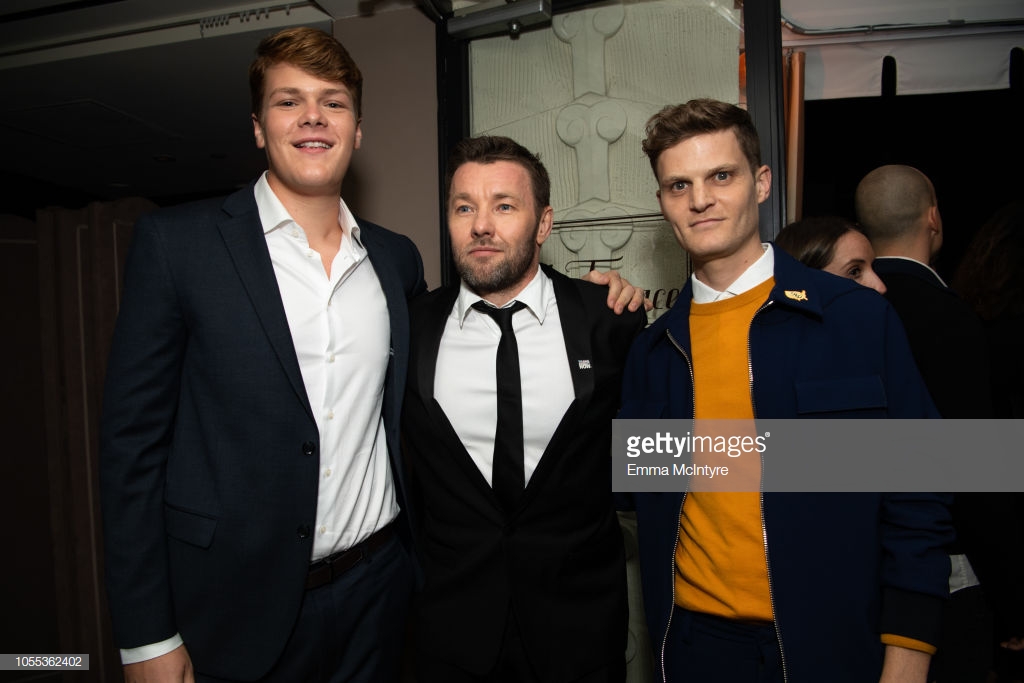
[689,181,714,212]
[864,266,887,295]
[470,211,493,238]
[300,102,325,127]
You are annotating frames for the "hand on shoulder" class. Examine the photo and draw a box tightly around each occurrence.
[580,269,652,314]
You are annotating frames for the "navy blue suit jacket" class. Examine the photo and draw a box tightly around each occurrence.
[620,248,951,682]
[100,181,426,679]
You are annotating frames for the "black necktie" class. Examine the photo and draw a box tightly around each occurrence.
[472,300,528,510]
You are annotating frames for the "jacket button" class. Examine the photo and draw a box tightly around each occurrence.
[302,441,316,457]
[297,525,311,539]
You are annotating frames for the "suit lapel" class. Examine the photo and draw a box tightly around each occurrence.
[361,220,409,367]
[416,286,510,511]
[548,267,595,401]
[518,268,594,504]
[217,187,313,421]
[414,286,458,402]
[361,220,410,430]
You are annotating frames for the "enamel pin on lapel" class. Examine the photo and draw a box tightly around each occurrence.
[578,360,592,369]
[784,290,808,302]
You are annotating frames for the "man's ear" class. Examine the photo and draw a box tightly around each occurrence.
[536,206,554,247]
[755,165,772,203]
[252,114,265,149]
[927,204,942,234]
[354,120,363,150]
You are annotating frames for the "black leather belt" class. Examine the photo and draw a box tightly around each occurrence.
[305,523,395,590]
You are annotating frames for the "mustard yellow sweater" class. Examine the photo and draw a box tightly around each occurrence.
[675,278,773,621]
[673,276,934,654]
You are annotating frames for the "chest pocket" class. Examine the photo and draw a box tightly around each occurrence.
[795,375,887,416]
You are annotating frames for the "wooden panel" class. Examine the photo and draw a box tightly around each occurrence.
[0,214,60,683]
[34,198,156,683]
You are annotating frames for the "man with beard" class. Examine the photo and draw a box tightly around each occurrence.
[402,135,647,683]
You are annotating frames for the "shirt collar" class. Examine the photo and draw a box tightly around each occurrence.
[691,243,774,304]
[874,255,947,287]
[454,266,551,328]
[253,171,363,248]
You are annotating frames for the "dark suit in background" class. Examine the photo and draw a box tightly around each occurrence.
[873,255,997,683]
[873,257,991,418]
[100,183,426,680]
[403,265,645,683]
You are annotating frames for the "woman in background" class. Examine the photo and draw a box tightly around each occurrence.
[775,215,887,294]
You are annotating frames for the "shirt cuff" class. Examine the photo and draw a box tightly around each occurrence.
[120,634,184,664]
[881,633,937,656]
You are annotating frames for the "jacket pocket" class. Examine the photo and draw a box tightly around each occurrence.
[795,375,887,415]
[164,504,217,549]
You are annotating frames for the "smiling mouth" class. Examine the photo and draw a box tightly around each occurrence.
[295,141,332,149]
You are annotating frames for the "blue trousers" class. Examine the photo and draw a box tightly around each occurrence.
[663,607,784,683]
[197,533,414,683]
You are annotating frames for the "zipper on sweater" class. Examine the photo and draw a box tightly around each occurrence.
[749,300,790,683]
[661,330,695,683]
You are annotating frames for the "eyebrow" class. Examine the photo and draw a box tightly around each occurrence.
[268,86,351,98]
[450,191,520,203]
[660,164,741,186]
[708,163,741,177]
[659,174,689,188]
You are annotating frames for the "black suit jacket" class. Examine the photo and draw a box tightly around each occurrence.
[873,257,992,418]
[874,256,1004,575]
[402,265,645,682]
[99,182,426,679]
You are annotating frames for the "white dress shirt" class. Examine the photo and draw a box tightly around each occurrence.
[256,173,397,559]
[434,267,575,486]
[122,174,397,664]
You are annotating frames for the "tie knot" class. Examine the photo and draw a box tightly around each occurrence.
[472,300,526,332]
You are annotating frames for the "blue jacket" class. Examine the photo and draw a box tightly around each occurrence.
[619,247,952,682]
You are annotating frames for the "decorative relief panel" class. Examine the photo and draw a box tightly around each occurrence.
[470,0,740,320]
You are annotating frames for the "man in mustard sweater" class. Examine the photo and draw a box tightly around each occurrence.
[619,99,952,683]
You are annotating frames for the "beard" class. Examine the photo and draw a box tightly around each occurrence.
[455,228,538,297]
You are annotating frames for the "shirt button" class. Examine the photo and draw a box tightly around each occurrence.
[327,410,335,420]
[328,354,336,363]
[324,468,332,478]
[319,526,327,535]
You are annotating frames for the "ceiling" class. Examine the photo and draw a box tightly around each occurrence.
[1,0,1021,212]
[0,0,374,209]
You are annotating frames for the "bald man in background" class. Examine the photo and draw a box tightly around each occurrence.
[854,164,991,420]
[856,164,994,683]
